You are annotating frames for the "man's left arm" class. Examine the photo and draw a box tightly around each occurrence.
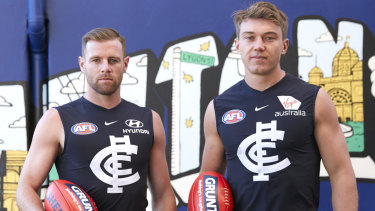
[148,110,176,211]
[314,89,358,211]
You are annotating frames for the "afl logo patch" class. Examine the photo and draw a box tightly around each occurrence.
[222,109,246,124]
[71,122,98,135]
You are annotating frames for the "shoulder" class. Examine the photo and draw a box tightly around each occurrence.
[123,99,152,113]
[33,108,64,145]
[151,109,162,124]
[281,73,321,102]
[315,88,335,113]
[216,80,244,98]
[214,80,245,107]
[55,98,83,112]
[204,100,216,122]
[40,107,62,122]
[150,110,165,145]
[285,73,320,89]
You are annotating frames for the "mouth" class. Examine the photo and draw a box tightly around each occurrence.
[98,75,113,81]
[250,56,267,63]
[251,55,267,60]
[98,77,113,82]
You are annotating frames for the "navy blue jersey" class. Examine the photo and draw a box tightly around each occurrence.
[214,73,321,211]
[55,97,153,211]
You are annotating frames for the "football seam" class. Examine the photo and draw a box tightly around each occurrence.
[54,180,75,211]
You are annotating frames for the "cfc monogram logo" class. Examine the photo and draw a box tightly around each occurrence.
[237,120,291,181]
[90,135,140,193]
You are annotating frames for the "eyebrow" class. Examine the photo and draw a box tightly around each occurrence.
[88,56,121,60]
[241,31,278,36]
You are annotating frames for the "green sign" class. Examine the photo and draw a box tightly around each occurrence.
[180,51,215,66]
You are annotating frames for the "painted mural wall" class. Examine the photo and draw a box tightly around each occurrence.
[1,0,375,210]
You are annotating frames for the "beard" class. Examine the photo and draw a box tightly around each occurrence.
[86,74,122,95]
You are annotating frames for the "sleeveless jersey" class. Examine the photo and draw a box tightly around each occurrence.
[55,97,153,211]
[214,73,321,211]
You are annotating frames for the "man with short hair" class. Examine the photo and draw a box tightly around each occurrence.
[200,2,358,210]
[16,27,176,211]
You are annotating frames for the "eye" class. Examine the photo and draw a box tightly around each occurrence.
[264,36,276,41]
[245,36,255,41]
[109,58,119,64]
[91,58,100,63]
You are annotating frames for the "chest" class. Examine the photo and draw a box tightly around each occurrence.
[61,107,154,163]
[216,94,316,156]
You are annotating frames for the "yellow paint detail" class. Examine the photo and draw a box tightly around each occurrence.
[183,72,194,83]
[308,40,363,122]
[2,150,28,211]
[200,41,210,51]
[186,118,193,128]
[163,60,169,69]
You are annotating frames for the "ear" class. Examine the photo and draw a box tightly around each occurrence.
[234,38,240,51]
[79,56,85,73]
[123,56,129,74]
[281,38,289,55]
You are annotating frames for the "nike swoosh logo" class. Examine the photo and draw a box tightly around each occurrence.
[105,121,118,126]
[255,105,269,111]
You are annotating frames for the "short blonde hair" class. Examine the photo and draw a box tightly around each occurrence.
[81,27,126,57]
[233,1,288,39]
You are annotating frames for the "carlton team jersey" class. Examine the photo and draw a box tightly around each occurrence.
[55,97,154,211]
[214,73,321,211]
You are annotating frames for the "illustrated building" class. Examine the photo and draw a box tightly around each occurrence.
[1,151,27,211]
[308,40,363,122]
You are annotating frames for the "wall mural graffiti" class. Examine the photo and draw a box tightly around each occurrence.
[297,19,375,180]
[1,16,375,210]
[0,85,27,151]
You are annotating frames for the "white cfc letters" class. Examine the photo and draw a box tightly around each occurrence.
[90,135,140,193]
[237,120,291,181]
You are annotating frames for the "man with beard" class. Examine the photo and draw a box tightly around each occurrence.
[17,28,176,211]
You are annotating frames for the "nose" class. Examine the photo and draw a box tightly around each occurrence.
[253,37,265,51]
[100,60,111,73]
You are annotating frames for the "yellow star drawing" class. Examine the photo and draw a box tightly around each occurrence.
[199,41,210,51]
[183,72,193,83]
[186,117,193,128]
[163,60,169,69]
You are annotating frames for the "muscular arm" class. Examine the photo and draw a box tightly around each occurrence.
[200,100,226,175]
[16,108,64,211]
[148,110,176,211]
[314,89,358,211]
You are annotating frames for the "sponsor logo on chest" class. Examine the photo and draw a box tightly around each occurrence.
[275,96,306,117]
[123,119,150,134]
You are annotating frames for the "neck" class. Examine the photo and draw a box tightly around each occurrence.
[244,69,285,91]
[84,91,122,109]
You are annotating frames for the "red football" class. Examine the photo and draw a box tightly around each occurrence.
[44,179,97,211]
[188,171,233,211]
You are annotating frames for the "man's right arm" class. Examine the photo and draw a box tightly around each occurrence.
[200,100,226,175]
[16,108,64,211]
